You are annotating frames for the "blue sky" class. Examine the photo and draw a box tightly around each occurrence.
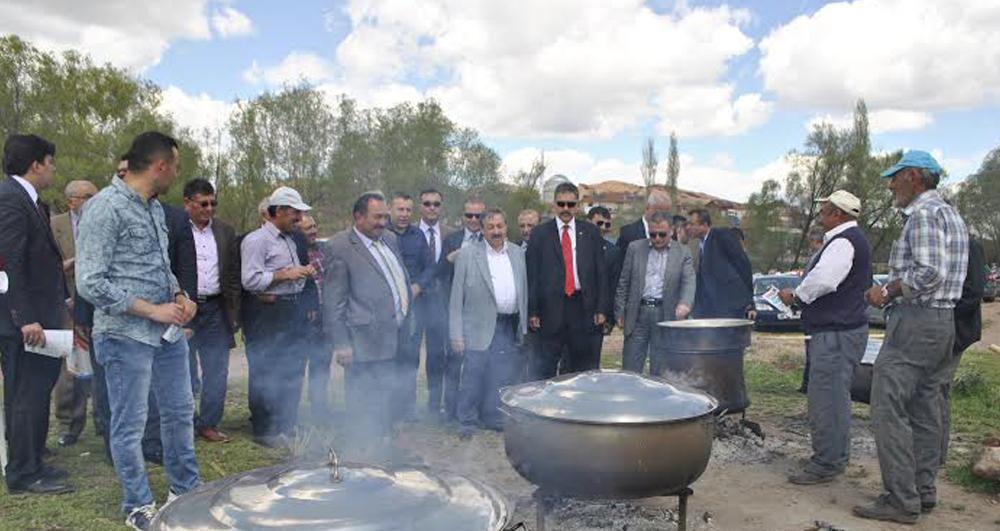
[3,0,997,201]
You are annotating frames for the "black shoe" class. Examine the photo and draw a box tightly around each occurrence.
[57,433,79,447]
[920,496,936,513]
[8,477,75,495]
[41,465,69,481]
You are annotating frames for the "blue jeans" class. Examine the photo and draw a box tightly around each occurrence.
[94,334,200,514]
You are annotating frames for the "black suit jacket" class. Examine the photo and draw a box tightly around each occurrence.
[955,239,985,353]
[0,177,68,337]
[616,218,646,255]
[527,218,609,333]
[693,227,753,318]
[163,205,197,298]
[436,229,470,306]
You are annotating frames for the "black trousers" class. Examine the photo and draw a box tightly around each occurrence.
[418,294,448,413]
[532,294,601,379]
[1,336,62,489]
[244,298,306,437]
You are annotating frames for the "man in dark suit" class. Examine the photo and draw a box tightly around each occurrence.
[587,206,620,355]
[415,188,451,418]
[527,180,609,378]
[0,133,74,494]
[616,189,673,259]
[182,178,240,443]
[686,208,754,319]
[436,195,486,421]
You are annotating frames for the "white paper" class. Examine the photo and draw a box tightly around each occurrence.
[24,330,73,359]
[761,286,795,318]
[0,271,8,294]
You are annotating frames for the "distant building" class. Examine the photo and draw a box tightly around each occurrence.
[541,174,572,202]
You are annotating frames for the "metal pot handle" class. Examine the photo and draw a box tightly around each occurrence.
[502,522,528,531]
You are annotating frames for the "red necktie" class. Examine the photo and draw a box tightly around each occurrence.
[561,224,575,296]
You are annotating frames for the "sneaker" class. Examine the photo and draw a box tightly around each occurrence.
[787,469,837,485]
[125,504,157,531]
[852,495,918,525]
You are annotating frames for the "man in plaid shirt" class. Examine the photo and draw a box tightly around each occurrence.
[854,150,969,524]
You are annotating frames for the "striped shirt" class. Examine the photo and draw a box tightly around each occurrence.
[888,189,969,309]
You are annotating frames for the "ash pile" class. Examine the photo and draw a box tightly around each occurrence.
[538,498,715,531]
[710,415,777,465]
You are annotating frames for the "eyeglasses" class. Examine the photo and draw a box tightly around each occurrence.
[556,201,577,208]
[649,232,670,239]
[69,194,94,201]
[464,213,482,219]
[192,200,218,208]
[422,201,442,208]
[595,221,612,228]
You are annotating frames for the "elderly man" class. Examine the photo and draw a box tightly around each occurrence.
[298,214,332,423]
[617,189,672,254]
[415,188,450,418]
[450,209,528,439]
[325,192,412,454]
[389,192,433,422]
[50,179,97,448]
[182,178,239,443]
[615,212,694,375]
[0,134,73,495]
[77,132,200,528]
[853,151,969,524]
[686,208,754,319]
[517,209,540,250]
[240,186,315,447]
[526,180,609,378]
[776,190,872,485]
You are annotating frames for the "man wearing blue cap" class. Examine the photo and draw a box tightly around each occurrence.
[854,150,969,524]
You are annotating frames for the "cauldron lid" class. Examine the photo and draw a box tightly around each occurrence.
[151,461,510,530]
[500,370,718,424]
[659,318,754,329]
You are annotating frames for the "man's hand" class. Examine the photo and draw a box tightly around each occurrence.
[411,283,422,298]
[183,328,194,340]
[617,316,625,330]
[450,339,465,353]
[777,288,796,307]
[446,250,460,263]
[746,309,757,321]
[529,316,541,331]
[21,322,45,347]
[865,285,887,308]
[334,347,354,367]
[176,294,197,324]
[306,310,318,322]
[148,302,186,326]
[62,257,75,273]
[275,266,314,283]
[675,304,691,320]
[593,313,606,327]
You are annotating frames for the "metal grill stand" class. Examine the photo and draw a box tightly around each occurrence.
[532,487,694,531]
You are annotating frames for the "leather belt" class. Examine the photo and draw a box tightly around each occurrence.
[640,298,663,307]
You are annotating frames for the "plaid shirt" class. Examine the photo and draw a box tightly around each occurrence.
[307,244,326,303]
[887,189,969,309]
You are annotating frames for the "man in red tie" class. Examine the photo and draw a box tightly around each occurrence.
[526,180,609,379]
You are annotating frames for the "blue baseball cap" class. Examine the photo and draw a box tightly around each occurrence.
[880,150,943,178]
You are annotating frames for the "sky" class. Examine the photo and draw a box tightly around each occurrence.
[2,0,998,202]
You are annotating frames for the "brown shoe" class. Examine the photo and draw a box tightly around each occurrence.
[198,427,231,443]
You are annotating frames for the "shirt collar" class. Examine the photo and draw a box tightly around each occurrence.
[901,189,940,217]
[11,175,38,204]
[647,239,671,252]
[560,217,577,232]
[353,226,377,248]
[823,220,858,242]
[263,221,284,239]
[419,219,438,233]
[486,241,508,256]
[190,218,213,233]
[110,175,148,205]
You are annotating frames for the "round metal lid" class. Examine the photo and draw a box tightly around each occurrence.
[151,461,511,530]
[500,370,718,424]
[659,318,754,329]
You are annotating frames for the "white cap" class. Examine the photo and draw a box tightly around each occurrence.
[817,190,861,217]
[268,186,311,211]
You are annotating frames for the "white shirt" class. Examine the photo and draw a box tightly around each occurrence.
[462,228,481,248]
[559,218,581,291]
[794,221,858,305]
[191,219,221,297]
[486,242,518,315]
[641,216,650,239]
[419,219,442,262]
[11,175,38,204]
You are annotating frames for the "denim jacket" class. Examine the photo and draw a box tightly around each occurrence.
[76,177,180,346]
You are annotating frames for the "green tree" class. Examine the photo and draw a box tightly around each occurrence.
[743,179,792,272]
[641,136,657,188]
[666,132,679,207]
[956,146,1000,262]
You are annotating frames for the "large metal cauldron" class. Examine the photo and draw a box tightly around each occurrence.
[659,318,754,413]
[500,370,718,499]
[151,457,512,530]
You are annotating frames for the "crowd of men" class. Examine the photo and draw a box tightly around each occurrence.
[0,128,980,528]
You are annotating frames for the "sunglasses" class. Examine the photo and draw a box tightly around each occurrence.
[193,200,218,208]
[464,213,482,219]
[556,201,577,208]
[422,201,442,208]
[649,231,671,239]
[595,221,612,228]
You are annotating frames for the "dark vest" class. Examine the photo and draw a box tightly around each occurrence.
[801,225,872,334]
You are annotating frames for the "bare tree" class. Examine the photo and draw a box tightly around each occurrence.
[666,131,679,207]
[641,137,658,188]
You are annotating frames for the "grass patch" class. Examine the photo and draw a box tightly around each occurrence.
[944,349,1000,494]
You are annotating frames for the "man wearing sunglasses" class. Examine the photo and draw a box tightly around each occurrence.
[435,195,486,422]
[526,180,609,378]
[416,189,451,419]
[182,178,240,444]
[617,189,673,261]
[615,211,694,375]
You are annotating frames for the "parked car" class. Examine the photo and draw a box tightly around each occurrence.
[753,274,802,330]
[867,274,889,327]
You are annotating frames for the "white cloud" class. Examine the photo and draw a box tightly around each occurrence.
[243,52,335,86]
[0,0,212,70]
[212,5,254,38]
[807,109,934,134]
[760,0,1000,111]
[158,85,233,136]
[252,1,772,139]
[501,147,794,202]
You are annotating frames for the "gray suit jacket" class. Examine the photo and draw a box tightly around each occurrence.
[449,240,528,351]
[323,227,412,363]
[614,239,696,337]
[51,212,75,295]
